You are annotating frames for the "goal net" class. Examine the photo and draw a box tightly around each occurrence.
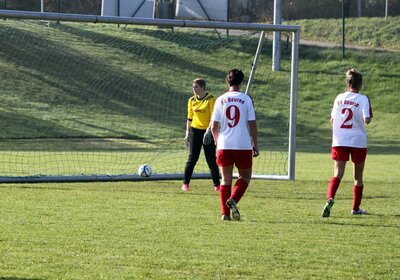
[0,11,299,182]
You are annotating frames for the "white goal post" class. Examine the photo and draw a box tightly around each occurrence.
[0,10,299,183]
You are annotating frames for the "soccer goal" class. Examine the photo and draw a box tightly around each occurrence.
[0,10,299,183]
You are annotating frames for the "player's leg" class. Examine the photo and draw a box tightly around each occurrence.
[322,160,346,217]
[216,150,234,220]
[328,147,349,198]
[225,167,252,221]
[231,167,252,203]
[322,147,349,217]
[351,148,368,214]
[203,141,220,190]
[226,150,253,221]
[231,150,253,201]
[329,160,346,198]
[219,165,234,220]
[183,128,203,190]
[353,159,365,186]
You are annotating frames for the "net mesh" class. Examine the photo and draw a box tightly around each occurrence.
[0,20,293,179]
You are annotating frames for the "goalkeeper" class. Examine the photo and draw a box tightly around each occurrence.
[182,78,220,191]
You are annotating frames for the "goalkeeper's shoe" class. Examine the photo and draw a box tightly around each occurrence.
[221,215,231,221]
[181,184,189,191]
[322,198,334,218]
[226,198,240,221]
[351,209,368,215]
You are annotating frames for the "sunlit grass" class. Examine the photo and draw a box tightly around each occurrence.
[0,18,399,279]
[287,16,400,50]
[0,152,398,279]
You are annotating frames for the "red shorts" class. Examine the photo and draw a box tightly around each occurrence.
[216,149,253,169]
[331,146,367,163]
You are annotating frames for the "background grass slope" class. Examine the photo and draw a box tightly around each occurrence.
[0,21,291,148]
[287,16,400,51]
[0,19,399,154]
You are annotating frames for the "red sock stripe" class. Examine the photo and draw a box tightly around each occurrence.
[231,178,249,203]
[327,177,341,199]
[219,185,231,216]
[352,185,364,211]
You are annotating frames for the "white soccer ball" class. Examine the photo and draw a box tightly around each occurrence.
[137,164,152,177]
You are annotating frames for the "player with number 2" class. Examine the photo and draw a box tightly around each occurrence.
[211,69,259,221]
[322,68,373,217]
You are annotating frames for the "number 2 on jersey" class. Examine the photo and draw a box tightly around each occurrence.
[340,108,353,129]
[226,105,240,128]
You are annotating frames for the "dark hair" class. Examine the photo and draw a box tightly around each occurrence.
[346,68,362,91]
[226,69,244,86]
[192,78,206,89]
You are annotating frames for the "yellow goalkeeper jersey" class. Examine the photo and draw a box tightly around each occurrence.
[187,93,216,130]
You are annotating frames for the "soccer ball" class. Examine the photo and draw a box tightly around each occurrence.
[137,164,152,177]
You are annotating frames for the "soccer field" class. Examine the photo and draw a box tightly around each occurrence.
[0,152,398,279]
[1,14,399,279]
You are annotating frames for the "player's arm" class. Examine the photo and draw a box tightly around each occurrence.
[211,120,220,146]
[330,96,339,124]
[204,95,215,131]
[248,120,259,157]
[184,119,192,145]
[210,98,221,145]
[185,99,193,143]
[246,97,259,157]
[186,119,192,132]
[363,96,372,124]
[208,96,216,127]
[202,96,216,145]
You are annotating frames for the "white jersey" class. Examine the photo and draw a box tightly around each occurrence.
[212,91,256,150]
[331,91,373,148]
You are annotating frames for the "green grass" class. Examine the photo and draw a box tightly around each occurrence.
[0,152,399,279]
[286,16,400,51]
[1,19,399,155]
[0,17,399,279]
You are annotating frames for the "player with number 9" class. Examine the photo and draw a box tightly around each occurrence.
[211,69,259,221]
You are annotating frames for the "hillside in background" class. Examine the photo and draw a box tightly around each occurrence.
[0,19,398,155]
[286,16,400,51]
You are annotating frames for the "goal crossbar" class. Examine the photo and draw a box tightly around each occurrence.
[0,10,300,32]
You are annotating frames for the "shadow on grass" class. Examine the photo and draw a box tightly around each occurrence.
[367,140,400,155]
[296,137,400,155]
[0,22,189,137]
[267,217,400,229]
[317,220,400,229]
